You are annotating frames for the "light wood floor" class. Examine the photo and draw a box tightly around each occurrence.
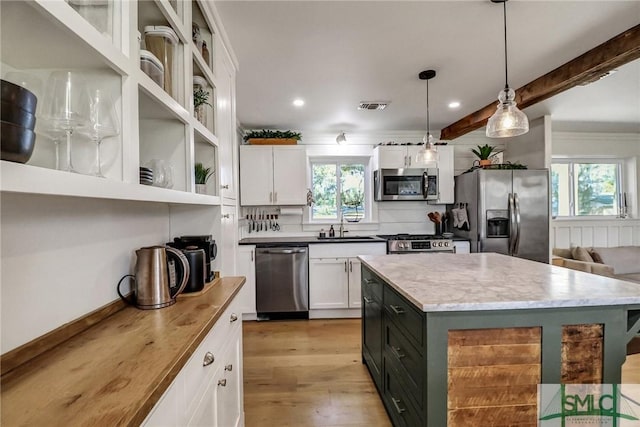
[242,319,391,427]
[243,319,640,426]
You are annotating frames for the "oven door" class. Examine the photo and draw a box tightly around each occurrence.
[375,169,429,201]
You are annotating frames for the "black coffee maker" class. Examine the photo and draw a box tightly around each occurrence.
[167,235,217,282]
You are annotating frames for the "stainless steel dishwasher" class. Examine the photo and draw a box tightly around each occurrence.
[255,244,309,319]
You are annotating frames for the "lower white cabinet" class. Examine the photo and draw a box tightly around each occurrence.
[236,245,256,319]
[308,242,386,318]
[453,240,471,254]
[142,297,244,427]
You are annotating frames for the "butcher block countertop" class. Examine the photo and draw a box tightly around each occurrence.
[0,276,246,427]
[359,253,640,312]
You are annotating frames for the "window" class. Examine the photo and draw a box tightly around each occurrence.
[311,161,367,221]
[551,159,623,218]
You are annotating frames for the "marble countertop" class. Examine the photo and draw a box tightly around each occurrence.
[359,253,640,312]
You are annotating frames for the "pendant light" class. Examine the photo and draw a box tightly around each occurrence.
[486,0,529,138]
[336,131,347,144]
[416,69,438,164]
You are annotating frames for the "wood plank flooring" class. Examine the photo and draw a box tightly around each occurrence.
[242,319,640,426]
[242,319,391,427]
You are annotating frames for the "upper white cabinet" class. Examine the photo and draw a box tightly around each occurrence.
[430,145,454,204]
[374,145,436,169]
[239,145,307,206]
[0,0,236,206]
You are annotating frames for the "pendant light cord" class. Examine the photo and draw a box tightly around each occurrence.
[502,1,509,90]
[426,78,430,141]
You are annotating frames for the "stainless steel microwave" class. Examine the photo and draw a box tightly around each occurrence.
[374,168,438,201]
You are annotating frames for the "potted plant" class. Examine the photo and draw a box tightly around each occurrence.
[243,129,302,145]
[471,144,500,167]
[194,162,214,194]
[193,87,211,125]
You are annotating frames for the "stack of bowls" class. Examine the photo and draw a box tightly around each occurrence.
[1,80,37,163]
[140,166,153,185]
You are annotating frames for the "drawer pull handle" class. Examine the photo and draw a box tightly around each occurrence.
[391,346,406,359]
[203,352,215,367]
[225,364,233,371]
[218,379,227,387]
[390,304,405,315]
[230,313,238,322]
[363,296,373,304]
[391,397,406,414]
[364,278,374,284]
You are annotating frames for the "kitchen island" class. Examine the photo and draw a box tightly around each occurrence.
[359,253,640,426]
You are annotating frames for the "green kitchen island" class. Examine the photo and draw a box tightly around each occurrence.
[359,252,640,427]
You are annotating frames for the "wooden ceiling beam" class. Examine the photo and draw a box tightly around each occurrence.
[440,24,640,141]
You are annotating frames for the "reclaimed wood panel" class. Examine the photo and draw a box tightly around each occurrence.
[448,405,538,427]
[561,324,604,383]
[448,327,541,427]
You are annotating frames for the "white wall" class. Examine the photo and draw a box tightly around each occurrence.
[550,131,640,248]
[1,193,220,353]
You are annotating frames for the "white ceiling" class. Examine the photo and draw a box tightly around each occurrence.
[215,1,640,136]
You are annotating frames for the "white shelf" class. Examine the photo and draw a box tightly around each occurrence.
[193,120,218,147]
[1,1,129,75]
[192,47,216,86]
[1,161,220,206]
[138,71,190,123]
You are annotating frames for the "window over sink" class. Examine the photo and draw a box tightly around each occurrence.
[311,159,368,222]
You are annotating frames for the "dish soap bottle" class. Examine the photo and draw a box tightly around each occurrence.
[329,225,335,237]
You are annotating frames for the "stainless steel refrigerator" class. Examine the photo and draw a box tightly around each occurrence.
[452,169,550,263]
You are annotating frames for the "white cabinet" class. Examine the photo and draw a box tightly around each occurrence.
[431,145,455,204]
[217,49,238,202]
[453,240,471,254]
[239,146,307,206]
[236,245,256,319]
[374,145,436,169]
[220,205,238,276]
[143,296,244,427]
[308,242,386,318]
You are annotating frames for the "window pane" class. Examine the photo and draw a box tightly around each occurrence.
[551,164,570,217]
[340,164,365,220]
[312,164,337,219]
[574,163,618,216]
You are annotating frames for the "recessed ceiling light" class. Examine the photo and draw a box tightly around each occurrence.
[293,99,305,107]
[448,101,461,109]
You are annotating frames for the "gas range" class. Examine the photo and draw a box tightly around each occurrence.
[377,234,455,254]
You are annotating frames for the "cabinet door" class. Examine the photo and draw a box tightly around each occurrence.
[272,146,307,205]
[362,290,383,387]
[408,145,438,168]
[239,146,273,205]
[187,363,221,427]
[434,145,454,204]
[142,381,180,426]
[377,146,408,169]
[347,258,362,308]
[236,246,256,316]
[216,330,242,427]
[309,258,349,309]
[217,51,237,201]
[453,240,471,254]
[220,205,237,276]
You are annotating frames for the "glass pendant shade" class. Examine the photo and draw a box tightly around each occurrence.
[416,134,438,164]
[486,87,529,138]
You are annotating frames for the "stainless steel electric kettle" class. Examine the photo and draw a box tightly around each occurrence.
[117,246,190,309]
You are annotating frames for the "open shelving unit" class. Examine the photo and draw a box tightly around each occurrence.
[0,0,226,204]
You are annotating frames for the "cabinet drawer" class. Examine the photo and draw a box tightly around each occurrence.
[183,298,241,412]
[362,269,382,301]
[383,286,424,348]
[385,321,424,408]
[383,358,422,427]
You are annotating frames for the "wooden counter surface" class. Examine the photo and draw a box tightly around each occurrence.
[1,276,246,427]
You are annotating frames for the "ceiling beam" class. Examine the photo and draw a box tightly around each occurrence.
[440,24,640,141]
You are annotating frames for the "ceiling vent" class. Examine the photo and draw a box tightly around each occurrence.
[358,101,389,110]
